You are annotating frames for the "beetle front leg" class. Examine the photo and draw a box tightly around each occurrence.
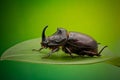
[32,47,44,52]
[65,47,73,58]
[43,48,59,58]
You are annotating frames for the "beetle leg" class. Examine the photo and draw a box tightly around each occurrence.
[32,47,44,52]
[83,51,98,57]
[43,48,59,58]
[78,51,86,57]
[98,46,108,54]
[65,47,73,58]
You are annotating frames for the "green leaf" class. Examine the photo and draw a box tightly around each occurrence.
[0,38,115,65]
[106,57,120,67]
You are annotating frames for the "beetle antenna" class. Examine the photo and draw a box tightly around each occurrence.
[98,46,108,54]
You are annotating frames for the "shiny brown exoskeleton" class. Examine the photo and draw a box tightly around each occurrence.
[33,26,107,58]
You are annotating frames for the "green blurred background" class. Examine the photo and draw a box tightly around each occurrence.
[0,0,120,80]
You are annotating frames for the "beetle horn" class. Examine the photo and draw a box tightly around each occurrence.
[42,25,48,42]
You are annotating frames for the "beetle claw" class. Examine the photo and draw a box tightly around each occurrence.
[70,55,74,58]
[32,48,43,52]
[32,49,40,52]
[42,56,49,59]
[42,55,50,59]
[42,53,51,59]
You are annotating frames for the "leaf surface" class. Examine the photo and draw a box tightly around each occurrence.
[0,38,114,65]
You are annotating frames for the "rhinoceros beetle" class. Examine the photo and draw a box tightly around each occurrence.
[33,26,107,58]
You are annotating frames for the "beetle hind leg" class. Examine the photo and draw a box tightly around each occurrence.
[98,46,108,54]
[78,51,86,57]
[83,51,99,57]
